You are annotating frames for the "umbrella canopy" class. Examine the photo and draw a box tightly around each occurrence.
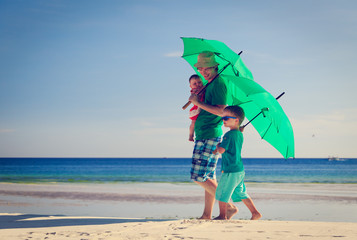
[181,37,295,159]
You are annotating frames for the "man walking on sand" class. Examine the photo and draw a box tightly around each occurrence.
[189,51,237,219]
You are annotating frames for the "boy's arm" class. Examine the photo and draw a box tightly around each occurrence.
[213,144,226,154]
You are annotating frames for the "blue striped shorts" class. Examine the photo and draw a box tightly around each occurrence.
[215,171,250,203]
[190,137,221,182]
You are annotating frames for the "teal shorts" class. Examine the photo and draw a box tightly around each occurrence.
[215,171,250,203]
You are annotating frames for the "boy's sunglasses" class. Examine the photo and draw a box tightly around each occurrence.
[222,116,237,121]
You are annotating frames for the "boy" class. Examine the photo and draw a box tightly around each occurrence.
[188,74,204,142]
[213,106,262,220]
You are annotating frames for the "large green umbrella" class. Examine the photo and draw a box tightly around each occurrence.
[181,37,295,159]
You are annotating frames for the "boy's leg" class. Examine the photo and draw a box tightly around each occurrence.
[242,198,262,220]
[214,201,228,220]
[227,202,238,220]
[196,179,237,219]
[215,173,239,220]
[230,172,260,220]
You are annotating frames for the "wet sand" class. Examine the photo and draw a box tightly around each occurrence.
[1,182,356,239]
[0,182,356,222]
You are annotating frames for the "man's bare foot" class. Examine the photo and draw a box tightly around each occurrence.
[227,205,238,220]
[198,215,211,220]
[251,212,262,220]
[213,215,227,220]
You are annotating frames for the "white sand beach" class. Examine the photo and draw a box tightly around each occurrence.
[0,182,356,239]
[0,214,356,240]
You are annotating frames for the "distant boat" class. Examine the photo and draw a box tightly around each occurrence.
[328,156,345,161]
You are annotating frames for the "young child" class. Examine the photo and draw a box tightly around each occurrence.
[188,74,204,142]
[213,105,262,220]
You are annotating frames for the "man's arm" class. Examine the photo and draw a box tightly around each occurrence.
[189,94,226,116]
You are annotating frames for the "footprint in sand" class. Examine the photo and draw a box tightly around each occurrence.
[226,225,243,228]
[79,232,90,236]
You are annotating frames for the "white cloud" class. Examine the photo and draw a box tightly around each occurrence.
[139,121,155,127]
[0,129,16,133]
[132,127,186,136]
[164,51,182,58]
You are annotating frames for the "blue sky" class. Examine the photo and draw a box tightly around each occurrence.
[0,0,356,158]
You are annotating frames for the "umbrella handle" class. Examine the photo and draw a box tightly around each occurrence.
[182,101,191,110]
[182,84,208,110]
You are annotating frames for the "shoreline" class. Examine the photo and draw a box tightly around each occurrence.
[0,182,356,202]
[1,182,356,223]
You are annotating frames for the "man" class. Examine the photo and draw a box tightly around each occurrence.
[189,51,238,219]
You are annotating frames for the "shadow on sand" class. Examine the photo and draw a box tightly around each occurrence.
[0,214,173,229]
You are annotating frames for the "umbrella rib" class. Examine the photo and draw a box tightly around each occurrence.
[261,122,272,139]
[243,112,261,128]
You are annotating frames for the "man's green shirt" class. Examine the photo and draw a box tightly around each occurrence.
[194,76,227,140]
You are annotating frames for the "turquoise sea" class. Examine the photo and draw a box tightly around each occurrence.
[0,158,356,184]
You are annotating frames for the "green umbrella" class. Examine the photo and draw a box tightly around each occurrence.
[181,37,295,159]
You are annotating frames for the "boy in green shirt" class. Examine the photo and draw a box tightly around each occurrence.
[213,106,262,220]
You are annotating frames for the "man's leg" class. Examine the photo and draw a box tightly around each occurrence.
[191,137,222,219]
[195,178,217,219]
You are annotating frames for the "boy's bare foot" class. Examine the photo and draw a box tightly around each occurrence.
[227,205,238,220]
[251,212,262,220]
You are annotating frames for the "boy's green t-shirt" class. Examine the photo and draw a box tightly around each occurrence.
[219,129,244,173]
[194,76,228,140]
